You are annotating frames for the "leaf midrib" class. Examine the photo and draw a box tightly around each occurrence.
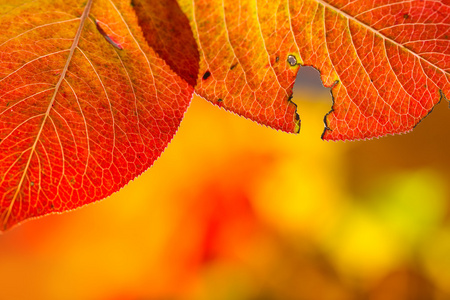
[3,0,94,228]
[316,0,449,76]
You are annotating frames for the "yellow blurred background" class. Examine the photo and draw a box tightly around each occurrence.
[1,68,450,300]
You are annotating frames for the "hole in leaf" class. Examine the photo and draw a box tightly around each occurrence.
[291,66,332,136]
[287,55,297,66]
[293,66,330,101]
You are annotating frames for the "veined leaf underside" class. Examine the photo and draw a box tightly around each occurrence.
[1,0,94,227]
[0,0,193,231]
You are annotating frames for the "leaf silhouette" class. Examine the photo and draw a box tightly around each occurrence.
[132,0,200,87]
[0,0,194,231]
[178,0,449,140]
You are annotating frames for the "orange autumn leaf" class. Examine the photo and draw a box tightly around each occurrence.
[0,0,195,231]
[178,0,449,140]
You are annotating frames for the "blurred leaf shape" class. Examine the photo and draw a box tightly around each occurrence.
[0,0,195,231]
[324,170,447,281]
[366,171,446,248]
[177,0,449,139]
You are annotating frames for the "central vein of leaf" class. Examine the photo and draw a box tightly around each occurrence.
[2,0,95,228]
[315,0,448,75]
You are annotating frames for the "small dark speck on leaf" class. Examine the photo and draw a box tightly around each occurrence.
[217,98,223,102]
[202,71,211,80]
[230,63,238,70]
[30,182,34,186]
[403,13,409,19]
[287,55,297,66]
[275,56,279,62]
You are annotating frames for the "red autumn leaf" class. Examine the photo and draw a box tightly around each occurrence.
[0,0,196,231]
[178,0,449,140]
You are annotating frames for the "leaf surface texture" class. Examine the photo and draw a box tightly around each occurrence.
[178,0,449,139]
[0,0,193,230]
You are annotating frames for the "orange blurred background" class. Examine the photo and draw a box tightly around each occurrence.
[1,68,450,300]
